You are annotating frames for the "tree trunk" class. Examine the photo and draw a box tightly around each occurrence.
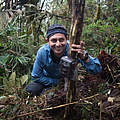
[64,0,85,119]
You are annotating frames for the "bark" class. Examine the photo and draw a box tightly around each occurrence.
[64,0,85,119]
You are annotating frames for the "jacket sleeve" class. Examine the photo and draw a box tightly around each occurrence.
[31,49,58,87]
[78,55,102,75]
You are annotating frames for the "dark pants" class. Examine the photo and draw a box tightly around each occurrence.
[26,81,48,96]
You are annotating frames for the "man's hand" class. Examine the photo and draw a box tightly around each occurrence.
[71,41,89,62]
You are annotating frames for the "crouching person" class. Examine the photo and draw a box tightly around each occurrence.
[26,24,102,96]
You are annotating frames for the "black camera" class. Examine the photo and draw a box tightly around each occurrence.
[60,56,77,78]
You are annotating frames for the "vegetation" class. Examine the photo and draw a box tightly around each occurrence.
[0,0,120,120]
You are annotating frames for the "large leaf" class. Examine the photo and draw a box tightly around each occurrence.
[9,72,16,85]
[20,75,28,85]
[3,78,9,90]
[3,72,16,91]
[0,12,7,29]
[15,78,21,88]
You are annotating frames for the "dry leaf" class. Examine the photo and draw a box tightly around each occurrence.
[108,97,115,103]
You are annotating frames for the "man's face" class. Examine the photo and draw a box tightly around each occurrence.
[48,33,67,58]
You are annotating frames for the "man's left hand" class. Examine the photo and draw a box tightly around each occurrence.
[71,41,85,59]
[71,41,89,63]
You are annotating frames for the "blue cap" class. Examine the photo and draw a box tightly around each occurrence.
[46,24,68,39]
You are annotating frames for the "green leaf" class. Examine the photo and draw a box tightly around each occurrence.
[0,54,10,65]
[3,78,9,90]
[0,96,7,103]
[16,78,21,88]
[9,72,16,83]
[20,75,28,85]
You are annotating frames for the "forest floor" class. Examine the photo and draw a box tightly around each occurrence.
[0,50,120,120]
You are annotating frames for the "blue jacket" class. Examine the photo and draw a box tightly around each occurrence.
[31,42,102,87]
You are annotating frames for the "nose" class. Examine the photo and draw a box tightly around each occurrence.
[56,40,61,46]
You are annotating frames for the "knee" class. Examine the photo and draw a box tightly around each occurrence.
[26,81,44,96]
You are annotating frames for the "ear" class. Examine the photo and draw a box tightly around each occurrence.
[45,38,49,42]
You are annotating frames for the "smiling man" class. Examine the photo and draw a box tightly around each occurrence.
[48,33,67,58]
[26,24,102,96]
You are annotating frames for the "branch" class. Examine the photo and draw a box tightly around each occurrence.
[9,93,99,119]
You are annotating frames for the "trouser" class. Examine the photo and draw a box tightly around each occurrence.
[26,81,49,96]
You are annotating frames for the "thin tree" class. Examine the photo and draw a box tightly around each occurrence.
[64,0,85,119]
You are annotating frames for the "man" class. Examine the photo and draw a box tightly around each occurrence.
[26,24,102,96]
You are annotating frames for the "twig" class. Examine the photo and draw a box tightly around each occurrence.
[99,100,102,120]
[106,103,120,109]
[107,64,115,81]
[8,93,99,119]
[6,50,20,56]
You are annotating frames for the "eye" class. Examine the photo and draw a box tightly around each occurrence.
[59,38,65,42]
[51,38,57,43]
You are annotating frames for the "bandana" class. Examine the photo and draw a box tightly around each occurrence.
[46,24,68,39]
